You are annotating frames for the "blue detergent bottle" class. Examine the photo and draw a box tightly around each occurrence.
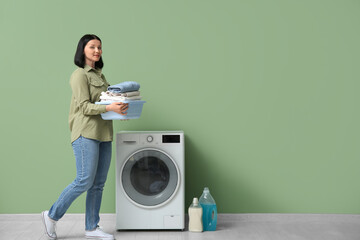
[199,187,217,231]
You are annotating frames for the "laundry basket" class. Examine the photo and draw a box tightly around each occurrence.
[95,100,146,120]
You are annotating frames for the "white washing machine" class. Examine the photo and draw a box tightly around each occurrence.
[116,131,184,230]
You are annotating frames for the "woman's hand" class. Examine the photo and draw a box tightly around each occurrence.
[106,102,129,115]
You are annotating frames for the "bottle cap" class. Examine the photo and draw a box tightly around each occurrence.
[193,197,199,205]
[204,187,209,192]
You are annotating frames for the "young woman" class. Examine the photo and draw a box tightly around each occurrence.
[41,34,128,240]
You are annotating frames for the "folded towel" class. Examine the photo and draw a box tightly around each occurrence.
[108,81,140,93]
[119,91,140,97]
[105,90,140,97]
[100,92,142,102]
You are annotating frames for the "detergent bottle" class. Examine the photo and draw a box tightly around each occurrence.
[188,197,203,232]
[199,187,217,231]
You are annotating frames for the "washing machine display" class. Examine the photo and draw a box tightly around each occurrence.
[121,149,179,207]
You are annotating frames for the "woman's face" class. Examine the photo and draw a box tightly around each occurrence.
[84,39,102,65]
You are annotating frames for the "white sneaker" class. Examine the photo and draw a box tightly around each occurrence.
[85,226,114,239]
[41,211,57,239]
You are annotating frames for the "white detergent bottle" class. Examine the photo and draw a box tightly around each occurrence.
[188,197,203,232]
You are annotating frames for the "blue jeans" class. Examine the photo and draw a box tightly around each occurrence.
[48,136,112,231]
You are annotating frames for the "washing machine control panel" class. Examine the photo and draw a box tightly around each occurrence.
[137,133,182,145]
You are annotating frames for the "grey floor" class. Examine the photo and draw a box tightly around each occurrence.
[1,213,360,240]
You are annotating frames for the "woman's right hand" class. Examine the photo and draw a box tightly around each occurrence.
[106,102,129,115]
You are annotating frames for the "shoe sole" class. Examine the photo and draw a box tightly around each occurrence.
[85,237,114,240]
[41,211,57,240]
[85,236,114,240]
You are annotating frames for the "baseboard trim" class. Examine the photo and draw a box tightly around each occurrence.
[217,213,360,223]
[1,213,359,223]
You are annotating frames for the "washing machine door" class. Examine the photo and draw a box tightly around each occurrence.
[121,148,180,208]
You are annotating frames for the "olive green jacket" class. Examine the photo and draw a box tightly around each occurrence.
[69,65,113,143]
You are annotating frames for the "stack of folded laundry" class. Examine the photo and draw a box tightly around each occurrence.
[96,81,146,120]
[100,81,142,102]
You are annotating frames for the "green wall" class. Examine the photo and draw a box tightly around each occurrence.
[1,0,359,214]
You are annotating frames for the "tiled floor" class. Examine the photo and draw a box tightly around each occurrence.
[1,213,360,240]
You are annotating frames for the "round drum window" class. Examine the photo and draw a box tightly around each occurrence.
[130,156,170,196]
[122,149,179,207]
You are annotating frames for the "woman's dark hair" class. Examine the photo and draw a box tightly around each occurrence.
[74,34,104,69]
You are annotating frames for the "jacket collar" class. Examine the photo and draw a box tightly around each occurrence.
[84,64,93,72]
[84,64,102,75]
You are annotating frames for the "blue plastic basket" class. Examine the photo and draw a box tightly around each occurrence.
[95,100,146,120]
